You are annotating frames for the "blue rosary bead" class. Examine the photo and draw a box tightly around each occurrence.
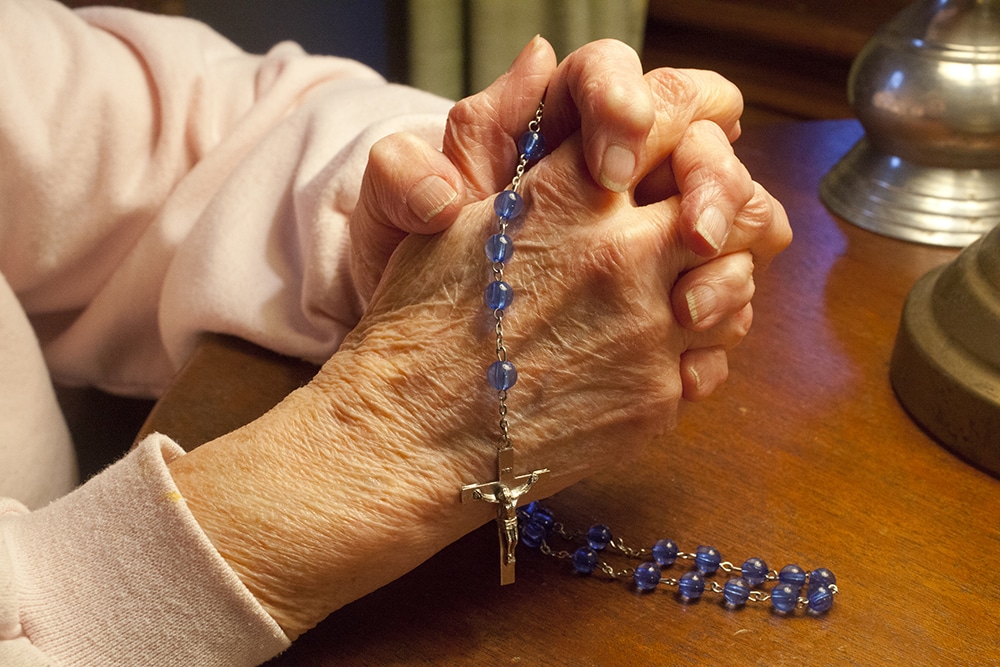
[723,577,751,607]
[485,233,513,264]
[518,130,546,161]
[677,570,705,600]
[808,568,836,595]
[770,582,799,613]
[778,564,807,591]
[652,539,679,567]
[741,557,768,587]
[487,360,517,390]
[520,519,547,549]
[484,280,513,310]
[634,562,661,592]
[518,500,539,521]
[694,545,721,574]
[494,190,523,220]
[807,584,835,614]
[572,546,599,575]
[527,505,554,530]
[586,524,613,550]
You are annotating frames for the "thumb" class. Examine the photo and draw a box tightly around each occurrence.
[442,36,557,197]
[350,132,466,301]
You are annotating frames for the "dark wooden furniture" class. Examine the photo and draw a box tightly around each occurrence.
[643,0,913,123]
[60,0,183,13]
[141,120,1000,665]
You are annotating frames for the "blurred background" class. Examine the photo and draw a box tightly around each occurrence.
[61,0,913,123]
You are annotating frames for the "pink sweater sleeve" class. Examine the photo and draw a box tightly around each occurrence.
[1,435,290,666]
[0,0,457,663]
[0,0,454,397]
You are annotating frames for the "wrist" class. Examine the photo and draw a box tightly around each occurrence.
[168,349,495,638]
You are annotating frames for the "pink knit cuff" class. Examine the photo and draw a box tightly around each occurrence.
[2,434,289,666]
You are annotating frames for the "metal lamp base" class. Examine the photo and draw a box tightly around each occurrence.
[890,225,1000,476]
[820,137,1000,248]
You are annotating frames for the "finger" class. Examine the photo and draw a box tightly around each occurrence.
[542,39,656,193]
[671,120,756,256]
[672,251,755,331]
[680,346,729,401]
[717,182,792,271]
[685,302,754,351]
[638,68,744,168]
[441,36,557,197]
[351,132,466,300]
[623,69,744,209]
[645,68,744,143]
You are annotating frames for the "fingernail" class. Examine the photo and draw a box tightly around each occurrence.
[694,206,728,252]
[599,143,636,193]
[507,35,547,74]
[685,285,716,327]
[407,175,458,224]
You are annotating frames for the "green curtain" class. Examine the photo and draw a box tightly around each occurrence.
[405,0,649,100]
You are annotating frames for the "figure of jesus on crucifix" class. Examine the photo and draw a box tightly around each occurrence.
[461,446,549,584]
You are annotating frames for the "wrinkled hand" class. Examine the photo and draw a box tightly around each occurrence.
[334,126,782,501]
[331,35,791,510]
[351,36,790,400]
[350,37,753,300]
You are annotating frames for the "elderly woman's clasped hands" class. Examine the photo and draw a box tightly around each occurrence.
[168,37,791,638]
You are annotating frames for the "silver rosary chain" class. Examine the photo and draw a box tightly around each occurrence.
[490,101,544,452]
[492,240,510,448]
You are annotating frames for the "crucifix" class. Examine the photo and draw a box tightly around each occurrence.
[461,445,549,585]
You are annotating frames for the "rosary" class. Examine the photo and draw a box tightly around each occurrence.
[459,102,838,615]
[460,101,549,586]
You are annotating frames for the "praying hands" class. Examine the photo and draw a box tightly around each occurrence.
[350,37,789,402]
[0,5,798,664]
[169,37,791,640]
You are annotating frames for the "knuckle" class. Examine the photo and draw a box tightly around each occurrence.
[737,186,775,230]
[570,39,640,72]
[648,68,699,114]
[446,97,477,128]
[733,303,754,338]
[368,133,417,177]
[648,68,743,121]
[676,124,754,206]
[739,184,793,250]
[366,135,397,172]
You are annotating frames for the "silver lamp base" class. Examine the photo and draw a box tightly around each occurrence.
[820,137,1000,248]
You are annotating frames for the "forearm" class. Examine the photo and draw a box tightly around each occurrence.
[168,350,498,639]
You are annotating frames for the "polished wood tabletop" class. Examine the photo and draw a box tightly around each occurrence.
[142,120,1000,666]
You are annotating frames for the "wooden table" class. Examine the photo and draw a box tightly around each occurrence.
[142,120,1000,666]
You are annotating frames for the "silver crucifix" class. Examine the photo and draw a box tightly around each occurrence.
[461,446,549,585]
